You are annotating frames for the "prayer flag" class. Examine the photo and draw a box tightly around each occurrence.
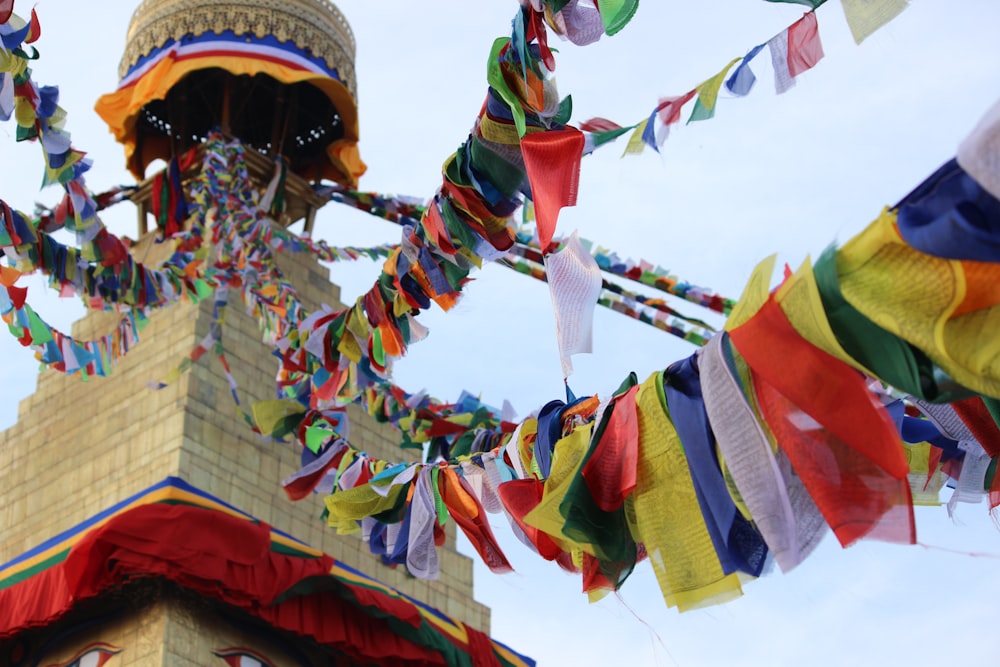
[595,0,639,36]
[726,44,767,96]
[841,0,909,44]
[521,127,585,251]
[689,58,742,123]
[768,12,824,94]
[544,231,604,377]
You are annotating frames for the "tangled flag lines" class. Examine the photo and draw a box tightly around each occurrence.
[4,0,1000,615]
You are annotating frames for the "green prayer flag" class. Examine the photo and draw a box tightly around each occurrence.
[193,279,214,301]
[252,399,306,438]
[431,467,449,527]
[590,125,635,148]
[688,58,742,124]
[486,37,528,138]
[687,99,714,123]
[597,0,640,36]
[25,306,53,345]
[305,424,333,454]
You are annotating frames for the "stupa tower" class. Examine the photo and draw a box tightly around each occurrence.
[0,2,523,665]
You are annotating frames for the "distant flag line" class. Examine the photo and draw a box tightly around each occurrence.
[583,0,909,158]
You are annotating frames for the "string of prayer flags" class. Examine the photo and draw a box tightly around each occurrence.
[688,58,742,123]
[5,1,1000,617]
[594,6,837,156]
[282,140,1000,606]
[597,292,710,345]
[579,117,636,154]
[323,187,737,316]
[768,11,825,94]
[648,91,697,150]
[501,249,716,342]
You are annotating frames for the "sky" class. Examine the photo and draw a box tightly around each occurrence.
[2,1,1000,665]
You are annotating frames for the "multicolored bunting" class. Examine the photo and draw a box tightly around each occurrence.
[590,0,914,156]
[2,0,1000,619]
[325,186,736,315]
[498,250,716,343]
[280,161,1000,607]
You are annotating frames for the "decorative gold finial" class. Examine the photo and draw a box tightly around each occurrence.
[120,0,356,99]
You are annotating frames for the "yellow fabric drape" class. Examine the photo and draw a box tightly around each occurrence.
[774,257,872,375]
[523,423,595,556]
[837,208,1000,398]
[632,371,743,611]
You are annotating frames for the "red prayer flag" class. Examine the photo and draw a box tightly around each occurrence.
[580,384,640,512]
[496,478,575,565]
[24,8,40,43]
[787,12,824,78]
[421,201,457,255]
[656,90,698,126]
[730,298,914,547]
[439,468,513,573]
[580,117,622,133]
[7,284,27,310]
[952,397,1000,458]
[282,444,348,501]
[520,127,585,252]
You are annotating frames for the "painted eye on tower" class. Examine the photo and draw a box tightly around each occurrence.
[214,647,277,667]
[45,643,121,667]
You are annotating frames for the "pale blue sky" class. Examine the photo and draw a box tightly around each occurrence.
[2,2,1000,665]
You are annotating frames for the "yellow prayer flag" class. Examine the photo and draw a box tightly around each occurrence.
[522,424,594,556]
[697,58,743,112]
[725,254,776,331]
[622,118,649,157]
[633,371,742,611]
[837,208,1000,398]
[841,0,909,44]
[774,258,871,374]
